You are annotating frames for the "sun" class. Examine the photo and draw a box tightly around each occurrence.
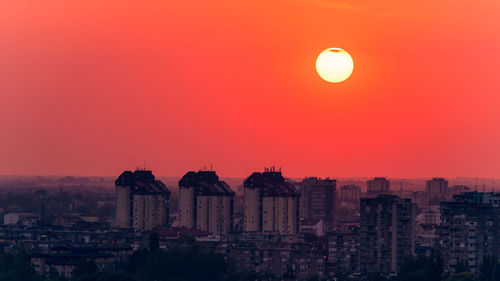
[316,48,354,83]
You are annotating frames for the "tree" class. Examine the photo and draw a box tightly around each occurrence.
[0,252,41,281]
[149,232,160,251]
[479,255,499,281]
[397,253,445,281]
[447,272,480,281]
[73,257,99,281]
[456,259,470,274]
[429,252,445,281]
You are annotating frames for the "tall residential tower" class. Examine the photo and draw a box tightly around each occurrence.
[300,177,336,227]
[178,171,235,235]
[244,168,300,234]
[360,195,415,275]
[115,170,170,231]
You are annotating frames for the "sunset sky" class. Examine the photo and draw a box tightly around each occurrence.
[1,0,499,178]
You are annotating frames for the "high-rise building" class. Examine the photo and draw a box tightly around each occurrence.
[178,171,235,235]
[366,177,390,197]
[244,168,300,234]
[426,178,448,203]
[300,177,336,227]
[327,226,360,275]
[360,195,415,275]
[440,192,500,273]
[115,170,170,231]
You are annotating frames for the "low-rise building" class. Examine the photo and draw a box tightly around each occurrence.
[4,212,40,226]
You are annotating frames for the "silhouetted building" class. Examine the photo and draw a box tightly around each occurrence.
[115,170,170,231]
[426,178,448,204]
[300,177,336,227]
[366,177,390,197]
[327,226,360,276]
[440,192,500,273]
[360,195,415,276]
[300,218,327,237]
[223,234,326,279]
[416,206,440,226]
[244,168,300,234]
[448,185,470,197]
[178,171,235,235]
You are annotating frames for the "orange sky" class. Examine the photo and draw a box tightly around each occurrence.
[1,0,499,178]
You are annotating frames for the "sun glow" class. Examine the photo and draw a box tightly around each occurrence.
[315,48,354,83]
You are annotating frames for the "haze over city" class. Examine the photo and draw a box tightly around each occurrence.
[1,1,500,178]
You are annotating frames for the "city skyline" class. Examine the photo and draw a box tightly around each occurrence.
[1,1,499,178]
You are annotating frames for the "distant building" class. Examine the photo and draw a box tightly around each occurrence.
[115,170,170,231]
[366,177,390,197]
[178,171,235,235]
[3,212,40,226]
[360,195,415,276]
[222,234,326,279]
[338,185,361,202]
[440,192,500,273]
[244,168,300,234]
[416,206,441,226]
[32,245,132,278]
[52,215,83,227]
[300,177,336,227]
[300,218,326,237]
[448,185,470,197]
[426,178,448,204]
[411,191,429,208]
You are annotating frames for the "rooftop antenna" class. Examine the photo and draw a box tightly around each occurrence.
[475,177,478,191]
[210,164,213,171]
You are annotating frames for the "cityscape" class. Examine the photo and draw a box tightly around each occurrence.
[0,170,498,281]
[1,0,499,281]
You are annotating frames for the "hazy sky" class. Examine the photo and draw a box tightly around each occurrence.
[1,0,499,178]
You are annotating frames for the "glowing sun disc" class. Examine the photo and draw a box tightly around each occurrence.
[316,48,354,83]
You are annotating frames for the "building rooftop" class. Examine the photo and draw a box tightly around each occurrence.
[178,171,234,196]
[115,170,170,195]
[244,171,299,197]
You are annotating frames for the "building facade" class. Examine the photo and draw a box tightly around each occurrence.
[178,171,235,235]
[440,192,500,273]
[426,178,449,204]
[360,195,415,276]
[327,226,360,276]
[244,168,300,234]
[300,177,336,227]
[338,185,361,202]
[366,177,390,197]
[115,170,170,231]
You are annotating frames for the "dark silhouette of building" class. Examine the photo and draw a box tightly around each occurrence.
[338,185,361,202]
[327,226,360,276]
[366,177,390,197]
[300,177,336,227]
[426,178,448,204]
[440,192,500,273]
[360,195,415,276]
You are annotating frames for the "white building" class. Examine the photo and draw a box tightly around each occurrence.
[4,212,40,226]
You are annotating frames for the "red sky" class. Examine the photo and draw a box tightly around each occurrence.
[1,0,499,178]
